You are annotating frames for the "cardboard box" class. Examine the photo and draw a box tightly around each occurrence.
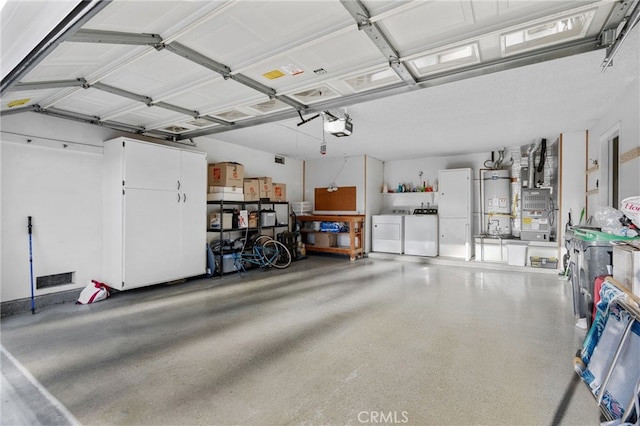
[314,233,337,248]
[209,212,233,230]
[613,244,640,297]
[256,177,272,200]
[209,186,243,194]
[207,192,244,202]
[248,211,259,228]
[243,179,260,202]
[272,183,287,202]
[208,162,244,187]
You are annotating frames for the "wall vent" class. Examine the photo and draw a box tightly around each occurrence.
[36,272,75,289]
[275,155,285,164]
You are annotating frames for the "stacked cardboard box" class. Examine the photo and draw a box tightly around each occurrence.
[207,162,244,201]
[272,183,286,202]
[243,178,260,202]
[208,162,243,187]
[256,177,272,200]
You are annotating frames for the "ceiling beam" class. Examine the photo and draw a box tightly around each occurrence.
[198,115,236,126]
[92,82,226,125]
[36,105,148,134]
[340,0,417,87]
[10,78,87,91]
[91,82,152,104]
[152,101,199,118]
[0,105,40,117]
[162,42,232,77]
[67,28,163,46]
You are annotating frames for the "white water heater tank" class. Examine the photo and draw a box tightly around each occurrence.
[483,169,512,237]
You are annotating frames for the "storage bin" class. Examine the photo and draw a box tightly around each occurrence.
[530,256,558,269]
[506,242,528,266]
[314,233,337,248]
[260,210,276,227]
[277,231,298,259]
[291,201,312,215]
[214,253,238,274]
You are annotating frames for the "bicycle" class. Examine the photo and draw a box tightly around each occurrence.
[233,234,291,275]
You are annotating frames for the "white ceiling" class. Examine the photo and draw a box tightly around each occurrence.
[2,0,639,161]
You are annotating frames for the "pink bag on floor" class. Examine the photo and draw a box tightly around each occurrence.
[77,280,111,304]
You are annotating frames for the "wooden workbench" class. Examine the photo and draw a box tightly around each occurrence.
[297,214,365,260]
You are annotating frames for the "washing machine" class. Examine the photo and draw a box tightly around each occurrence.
[372,209,409,254]
[404,208,439,256]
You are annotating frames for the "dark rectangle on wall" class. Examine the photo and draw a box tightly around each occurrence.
[315,186,357,211]
[36,272,74,289]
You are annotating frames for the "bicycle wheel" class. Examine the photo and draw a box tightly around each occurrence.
[254,235,273,246]
[262,240,291,269]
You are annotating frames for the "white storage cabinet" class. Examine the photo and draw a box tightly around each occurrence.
[438,168,474,260]
[103,138,206,290]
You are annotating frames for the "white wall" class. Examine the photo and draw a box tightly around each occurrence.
[304,155,366,214]
[1,137,103,302]
[559,131,587,262]
[383,152,490,195]
[365,156,384,253]
[587,77,640,218]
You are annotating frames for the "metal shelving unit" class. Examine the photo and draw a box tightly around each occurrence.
[206,200,289,277]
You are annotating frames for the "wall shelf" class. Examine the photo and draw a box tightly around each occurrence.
[381,191,436,195]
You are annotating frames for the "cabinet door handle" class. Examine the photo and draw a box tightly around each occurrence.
[178,193,181,203]
[177,180,181,190]
[183,193,186,202]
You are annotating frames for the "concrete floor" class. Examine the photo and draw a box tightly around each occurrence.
[1,256,601,425]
